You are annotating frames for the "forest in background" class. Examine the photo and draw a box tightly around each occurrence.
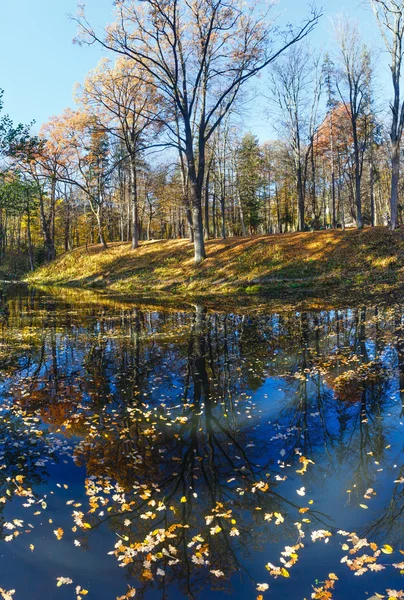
[1,0,404,276]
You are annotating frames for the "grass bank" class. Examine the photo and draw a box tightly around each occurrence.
[25,228,404,309]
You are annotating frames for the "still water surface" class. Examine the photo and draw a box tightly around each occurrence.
[0,286,404,599]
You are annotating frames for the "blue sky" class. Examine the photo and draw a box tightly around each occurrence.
[0,0,389,142]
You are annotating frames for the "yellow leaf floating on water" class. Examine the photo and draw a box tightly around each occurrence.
[296,456,315,475]
[142,570,153,580]
[56,577,73,587]
[116,588,136,599]
[54,527,64,540]
[180,496,187,503]
[359,504,368,509]
[210,525,222,535]
[0,589,15,600]
[382,544,394,554]
[29,544,34,552]
[280,568,290,578]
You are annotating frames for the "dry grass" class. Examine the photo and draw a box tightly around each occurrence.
[26,228,404,306]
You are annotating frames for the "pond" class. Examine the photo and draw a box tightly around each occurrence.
[0,285,403,600]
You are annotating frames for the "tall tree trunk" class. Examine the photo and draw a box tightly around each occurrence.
[131,157,139,249]
[297,164,305,231]
[310,142,317,225]
[38,189,56,263]
[64,199,71,252]
[352,123,363,229]
[204,170,210,240]
[354,165,363,229]
[189,181,205,263]
[127,193,131,242]
[330,112,337,228]
[220,193,226,239]
[185,132,206,263]
[26,207,34,272]
[331,170,336,228]
[147,215,152,241]
[276,184,282,233]
[212,191,217,238]
[96,208,108,250]
[267,171,272,234]
[391,141,400,229]
[186,204,194,242]
[337,150,345,230]
[370,156,375,227]
[238,189,247,237]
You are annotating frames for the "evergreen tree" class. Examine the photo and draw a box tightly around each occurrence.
[237,133,263,234]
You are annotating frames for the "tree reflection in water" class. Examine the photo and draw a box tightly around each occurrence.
[0,287,403,598]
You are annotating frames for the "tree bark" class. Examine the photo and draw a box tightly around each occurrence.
[192,200,205,263]
[131,157,139,249]
[391,141,400,229]
[276,184,282,233]
[185,131,206,263]
[212,190,217,239]
[204,169,210,240]
[354,141,363,229]
[26,207,34,271]
[370,157,375,227]
[96,208,108,250]
[39,195,56,262]
[297,164,305,231]
[189,175,205,262]
[220,193,226,239]
[186,205,194,242]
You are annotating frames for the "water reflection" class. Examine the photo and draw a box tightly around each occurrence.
[0,287,403,599]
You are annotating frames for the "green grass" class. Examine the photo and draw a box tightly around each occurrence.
[25,228,404,308]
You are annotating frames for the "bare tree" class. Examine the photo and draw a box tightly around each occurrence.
[369,0,404,229]
[40,110,114,250]
[76,57,161,249]
[271,44,323,231]
[74,0,320,263]
[334,17,373,229]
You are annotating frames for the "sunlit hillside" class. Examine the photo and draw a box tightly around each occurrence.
[27,227,404,302]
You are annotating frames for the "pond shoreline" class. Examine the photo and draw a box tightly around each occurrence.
[12,280,404,317]
[22,228,404,312]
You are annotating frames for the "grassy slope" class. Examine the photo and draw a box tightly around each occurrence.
[26,228,404,307]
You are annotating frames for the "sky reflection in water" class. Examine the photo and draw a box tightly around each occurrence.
[0,287,403,599]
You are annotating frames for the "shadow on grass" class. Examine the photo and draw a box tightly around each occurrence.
[28,228,404,301]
